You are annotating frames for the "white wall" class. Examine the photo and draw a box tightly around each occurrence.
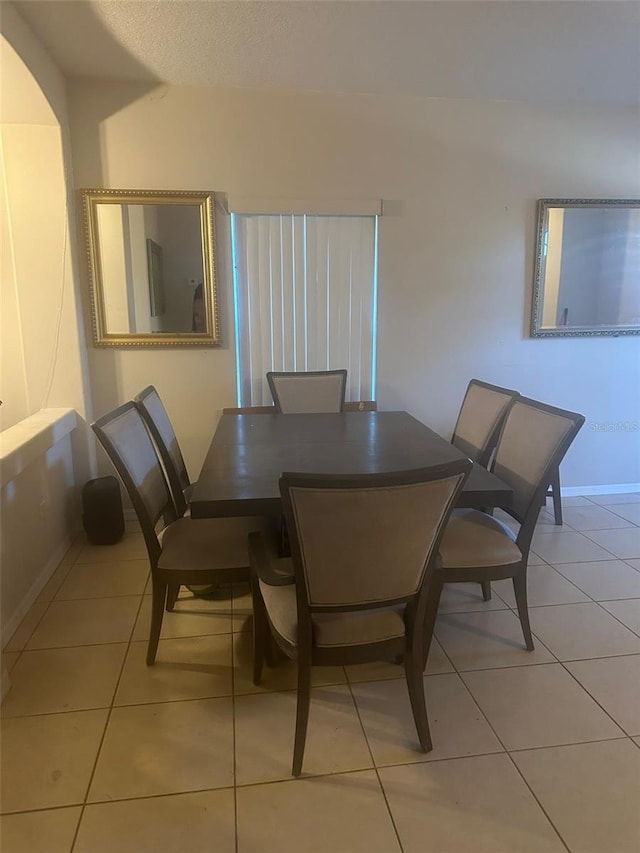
[1,7,93,437]
[1,411,78,646]
[1,6,95,646]
[67,80,640,489]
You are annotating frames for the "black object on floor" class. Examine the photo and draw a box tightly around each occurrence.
[82,476,125,545]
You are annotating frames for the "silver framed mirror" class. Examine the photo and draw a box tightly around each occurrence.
[82,189,220,346]
[531,198,640,337]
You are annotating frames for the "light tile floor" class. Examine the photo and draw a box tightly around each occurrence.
[2,495,640,852]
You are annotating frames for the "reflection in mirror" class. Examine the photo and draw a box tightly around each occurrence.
[82,190,219,346]
[531,199,640,337]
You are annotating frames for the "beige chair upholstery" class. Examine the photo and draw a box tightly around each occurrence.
[259,582,406,648]
[439,510,521,567]
[93,402,267,665]
[266,369,347,414]
[422,396,584,663]
[134,385,191,516]
[250,460,472,776]
[451,379,519,466]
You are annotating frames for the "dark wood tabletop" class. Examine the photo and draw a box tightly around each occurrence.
[190,411,513,519]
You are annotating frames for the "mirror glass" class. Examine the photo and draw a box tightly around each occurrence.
[82,190,220,346]
[531,199,640,337]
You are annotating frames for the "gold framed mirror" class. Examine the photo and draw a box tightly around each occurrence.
[531,198,640,338]
[82,189,220,346]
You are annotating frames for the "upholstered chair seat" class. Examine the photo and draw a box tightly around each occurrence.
[439,510,522,568]
[158,516,267,572]
[259,581,406,648]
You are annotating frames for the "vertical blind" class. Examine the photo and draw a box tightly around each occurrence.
[232,214,378,406]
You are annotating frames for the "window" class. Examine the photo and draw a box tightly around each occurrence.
[231,212,379,406]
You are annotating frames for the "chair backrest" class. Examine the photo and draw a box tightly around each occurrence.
[342,401,378,412]
[492,396,585,542]
[280,461,471,613]
[222,406,277,415]
[92,402,177,564]
[134,385,189,516]
[267,370,348,414]
[451,380,519,466]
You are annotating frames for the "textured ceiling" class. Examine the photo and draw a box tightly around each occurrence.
[12,0,640,104]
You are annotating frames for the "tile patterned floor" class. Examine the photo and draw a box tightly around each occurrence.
[2,494,640,852]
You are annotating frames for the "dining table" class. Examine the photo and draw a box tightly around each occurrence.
[190,410,513,519]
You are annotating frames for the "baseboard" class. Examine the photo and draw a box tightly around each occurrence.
[1,531,77,650]
[562,483,640,497]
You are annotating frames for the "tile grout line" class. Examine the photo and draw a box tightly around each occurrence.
[68,579,150,853]
[453,669,572,853]
[2,785,236,818]
[602,503,640,525]
[498,562,640,643]
[529,555,609,602]
[442,580,639,675]
[4,732,636,818]
[5,534,83,653]
[452,651,640,676]
[591,599,640,639]
[538,648,634,739]
[429,585,614,853]
[343,667,406,853]
[4,509,639,841]
[435,614,563,671]
[505,735,633,756]
[574,527,639,560]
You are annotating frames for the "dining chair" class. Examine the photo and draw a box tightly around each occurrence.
[250,460,472,777]
[453,380,563,526]
[451,380,520,599]
[451,379,519,468]
[134,385,191,517]
[422,397,584,666]
[266,369,348,414]
[93,402,268,664]
[342,401,378,412]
